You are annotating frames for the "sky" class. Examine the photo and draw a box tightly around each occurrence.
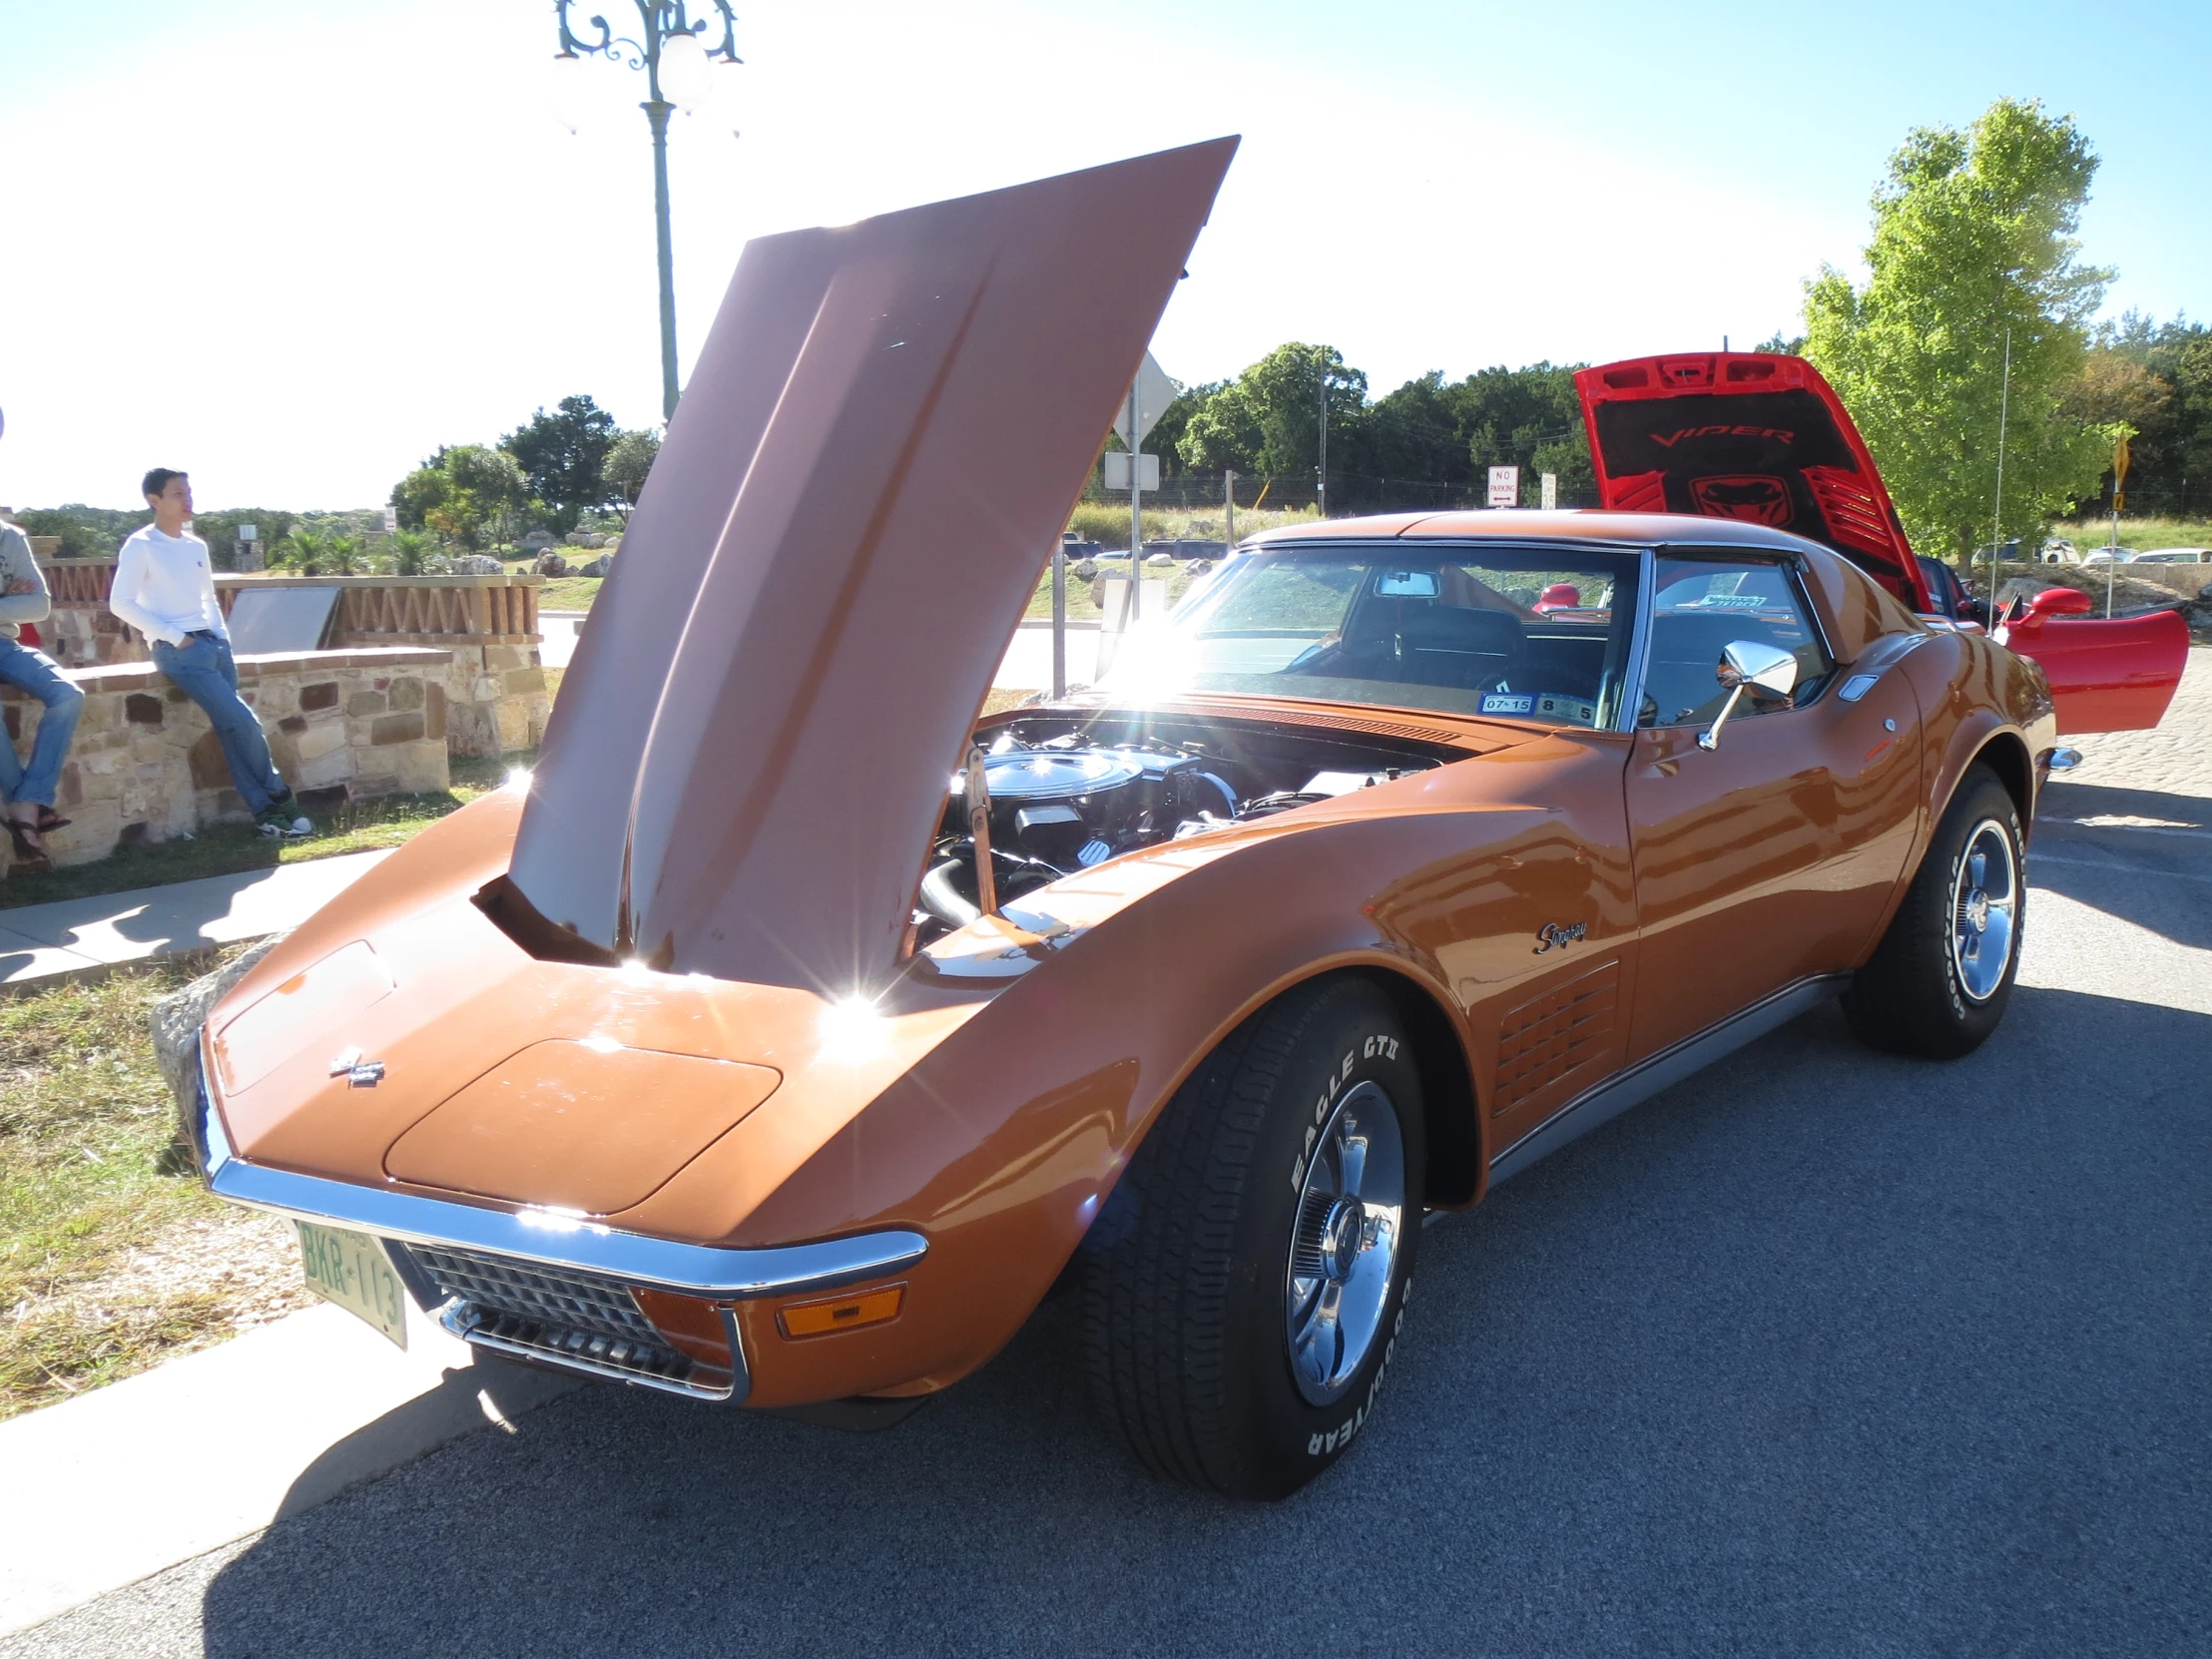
[3,0,2207,511]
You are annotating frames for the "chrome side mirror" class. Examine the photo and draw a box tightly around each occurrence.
[1697,640,1799,752]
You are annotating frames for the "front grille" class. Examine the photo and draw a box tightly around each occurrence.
[405,1244,698,1388]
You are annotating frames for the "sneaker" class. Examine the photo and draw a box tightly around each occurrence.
[256,804,313,838]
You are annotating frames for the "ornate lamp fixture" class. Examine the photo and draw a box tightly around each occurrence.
[554,2,742,419]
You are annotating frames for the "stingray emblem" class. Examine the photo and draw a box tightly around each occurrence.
[1533,921,1587,954]
[1689,474,1793,527]
[328,1047,385,1088]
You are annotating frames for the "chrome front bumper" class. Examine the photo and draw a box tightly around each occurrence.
[190,1032,926,1402]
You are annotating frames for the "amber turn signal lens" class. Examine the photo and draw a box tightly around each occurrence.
[777,1283,905,1340]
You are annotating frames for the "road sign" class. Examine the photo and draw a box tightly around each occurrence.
[238,524,258,542]
[1487,466,1519,508]
[1539,472,1557,511]
[1102,451,1159,491]
[2113,435,2131,513]
[1113,352,1179,449]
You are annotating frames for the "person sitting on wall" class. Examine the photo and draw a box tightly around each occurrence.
[109,468,314,838]
[0,497,86,861]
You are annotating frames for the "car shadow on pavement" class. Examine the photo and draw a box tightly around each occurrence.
[171,991,2210,1659]
[2031,779,2212,951]
[2038,777,2209,831]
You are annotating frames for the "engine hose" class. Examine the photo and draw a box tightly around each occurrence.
[919,858,981,929]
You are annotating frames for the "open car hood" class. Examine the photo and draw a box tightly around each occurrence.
[1575,352,1932,611]
[500,139,1238,992]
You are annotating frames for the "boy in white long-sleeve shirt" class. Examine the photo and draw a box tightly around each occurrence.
[111,469,312,836]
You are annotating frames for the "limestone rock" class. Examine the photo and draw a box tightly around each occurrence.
[151,936,285,1167]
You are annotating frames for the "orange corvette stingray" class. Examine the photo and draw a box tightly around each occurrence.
[184,140,2181,1498]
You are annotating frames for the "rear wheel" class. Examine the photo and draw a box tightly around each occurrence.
[1080,977,1424,1499]
[1844,764,2024,1059]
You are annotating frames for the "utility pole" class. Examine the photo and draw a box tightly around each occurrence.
[1988,325,2011,611]
[1224,469,1237,549]
[1318,377,1329,519]
[1128,380,1144,624]
[1051,540,1067,697]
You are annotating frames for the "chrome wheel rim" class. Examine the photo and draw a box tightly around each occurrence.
[1949,818,2019,1003]
[1284,1080,1406,1407]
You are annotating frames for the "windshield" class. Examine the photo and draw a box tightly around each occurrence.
[1096,541,1642,728]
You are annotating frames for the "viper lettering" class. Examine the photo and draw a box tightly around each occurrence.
[1651,424,1795,449]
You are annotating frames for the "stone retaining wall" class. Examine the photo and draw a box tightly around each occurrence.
[1,648,452,868]
[27,562,546,758]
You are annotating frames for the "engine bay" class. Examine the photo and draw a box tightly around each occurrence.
[913,712,1457,944]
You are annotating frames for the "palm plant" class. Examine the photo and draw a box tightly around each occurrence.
[278,526,327,574]
[326,534,363,576]
[387,529,435,576]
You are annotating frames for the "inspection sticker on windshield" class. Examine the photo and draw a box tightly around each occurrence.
[297,1221,408,1350]
[1480,694,1533,715]
[1535,694,1598,723]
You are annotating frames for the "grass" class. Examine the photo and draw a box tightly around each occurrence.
[1066,500,1320,550]
[1022,559,1205,622]
[2051,517,2212,556]
[536,575,607,610]
[0,752,524,911]
[0,951,311,1419]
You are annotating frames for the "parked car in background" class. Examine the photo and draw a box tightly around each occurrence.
[2082,546,2129,564]
[1916,556,1986,627]
[2037,537,2079,565]
[2127,547,2212,564]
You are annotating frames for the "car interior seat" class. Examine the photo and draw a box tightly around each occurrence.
[1395,606,1526,691]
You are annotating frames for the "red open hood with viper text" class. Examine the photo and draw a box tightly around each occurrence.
[1575,352,1933,612]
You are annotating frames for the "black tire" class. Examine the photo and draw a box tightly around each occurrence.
[1843,764,2025,1059]
[1079,976,1424,1499]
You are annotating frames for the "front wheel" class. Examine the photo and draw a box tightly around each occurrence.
[1080,977,1424,1499]
[1844,763,2025,1059]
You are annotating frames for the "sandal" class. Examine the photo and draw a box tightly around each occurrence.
[6,820,46,861]
[32,806,69,831]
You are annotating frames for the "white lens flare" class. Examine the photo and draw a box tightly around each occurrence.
[819,996,891,1063]
[505,767,534,793]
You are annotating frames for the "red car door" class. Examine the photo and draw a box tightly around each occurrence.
[1997,588,2190,734]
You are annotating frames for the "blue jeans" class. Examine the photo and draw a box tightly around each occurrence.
[0,637,85,810]
[152,634,288,815]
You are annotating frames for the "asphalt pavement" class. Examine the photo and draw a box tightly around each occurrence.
[9,663,2208,1659]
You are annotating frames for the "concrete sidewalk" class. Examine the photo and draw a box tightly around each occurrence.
[0,848,392,991]
[0,1293,577,1636]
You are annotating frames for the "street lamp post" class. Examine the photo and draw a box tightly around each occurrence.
[554,1,740,421]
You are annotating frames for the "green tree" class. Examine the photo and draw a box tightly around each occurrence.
[390,444,528,550]
[1176,344,1367,486]
[1803,98,2118,555]
[603,428,662,512]
[2066,314,2212,516]
[500,395,619,532]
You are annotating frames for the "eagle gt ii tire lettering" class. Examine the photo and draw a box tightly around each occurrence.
[1079,977,1424,1499]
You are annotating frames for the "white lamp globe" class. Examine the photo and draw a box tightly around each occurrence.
[657,29,713,113]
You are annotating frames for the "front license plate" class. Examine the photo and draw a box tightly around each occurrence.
[296,1221,409,1350]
